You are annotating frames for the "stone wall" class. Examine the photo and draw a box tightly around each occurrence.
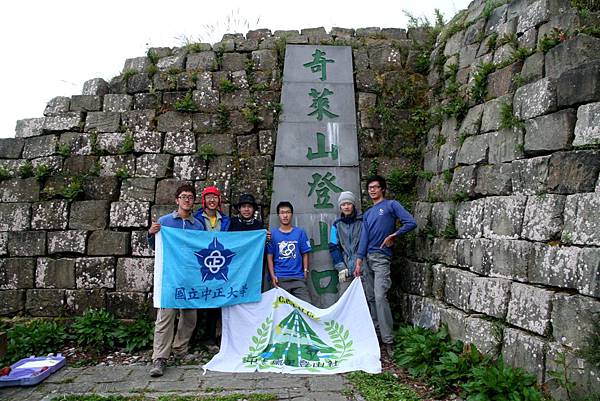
[0,0,599,396]
[402,0,600,398]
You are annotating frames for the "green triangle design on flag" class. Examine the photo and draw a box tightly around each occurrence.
[260,309,336,367]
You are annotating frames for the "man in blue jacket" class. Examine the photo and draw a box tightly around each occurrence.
[192,185,229,351]
[193,186,230,231]
[147,184,204,377]
[355,175,417,357]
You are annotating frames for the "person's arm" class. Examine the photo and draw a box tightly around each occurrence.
[147,222,161,250]
[267,254,278,287]
[354,258,362,278]
[356,218,368,261]
[382,201,417,248]
[328,224,347,271]
[302,252,310,279]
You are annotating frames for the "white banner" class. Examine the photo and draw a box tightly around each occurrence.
[204,278,381,374]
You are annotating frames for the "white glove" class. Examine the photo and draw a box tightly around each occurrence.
[338,269,349,283]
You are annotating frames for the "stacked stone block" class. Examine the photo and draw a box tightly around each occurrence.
[403,0,600,397]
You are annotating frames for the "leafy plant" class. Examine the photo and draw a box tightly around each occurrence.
[219,78,239,93]
[146,48,159,65]
[122,69,137,81]
[511,47,534,62]
[512,73,526,89]
[387,167,419,197]
[366,158,379,178]
[443,169,453,184]
[394,325,462,378]
[166,66,181,76]
[0,166,11,180]
[486,32,498,51]
[71,309,121,353]
[88,161,101,177]
[250,82,270,92]
[216,105,230,132]
[435,134,447,149]
[116,167,130,180]
[442,97,469,120]
[173,92,198,112]
[547,351,578,401]
[572,0,600,14]
[186,42,208,54]
[90,132,99,155]
[482,0,495,19]
[418,170,434,181]
[414,50,431,74]
[538,28,568,53]
[146,64,158,77]
[61,176,84,201]
[461,358,543,401]
[441,210,458,238]
[118,133,134,154]
[499,102,524,130]
[515,143,525,153]
[18,161,34,178]
[58,143,71,157]
[469,62,496,103]
[451,191,470,202]
[430,344,488,395]
[115,317,154,353]
[241,103,262,125]
[197,144,217,162]
[34,164,52,182]
[421,222,437,239]
[497,32,517,48]
[1,319,68,365]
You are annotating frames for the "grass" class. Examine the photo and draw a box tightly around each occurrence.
[347,372,421,401]
[499,102,524,130]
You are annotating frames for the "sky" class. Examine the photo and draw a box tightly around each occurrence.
[0,0,472,139]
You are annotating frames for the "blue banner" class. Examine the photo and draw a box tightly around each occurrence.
[154,227,266,308]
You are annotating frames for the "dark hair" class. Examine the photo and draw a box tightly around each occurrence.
[276,201,294,214]
[175,184,196,199]
[366,175,386,192]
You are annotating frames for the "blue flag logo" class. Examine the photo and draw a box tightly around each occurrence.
[195,237,236,282]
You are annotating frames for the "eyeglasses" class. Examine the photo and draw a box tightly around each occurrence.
[368,185,381,190]
[177,195,195,201]
[204,195,219,201]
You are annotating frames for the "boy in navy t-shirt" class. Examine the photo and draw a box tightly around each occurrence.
[267,201,312,303]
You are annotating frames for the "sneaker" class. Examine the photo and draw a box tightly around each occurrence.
[149,358,166,377]
[383,343,394,358]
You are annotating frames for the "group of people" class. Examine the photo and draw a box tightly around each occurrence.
[146,174,417,376]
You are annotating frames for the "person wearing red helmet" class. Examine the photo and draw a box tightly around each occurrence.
[192,185,230,352]
[193,186,231,232]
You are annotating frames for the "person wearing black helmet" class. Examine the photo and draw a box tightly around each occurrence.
[229,193,264,231]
